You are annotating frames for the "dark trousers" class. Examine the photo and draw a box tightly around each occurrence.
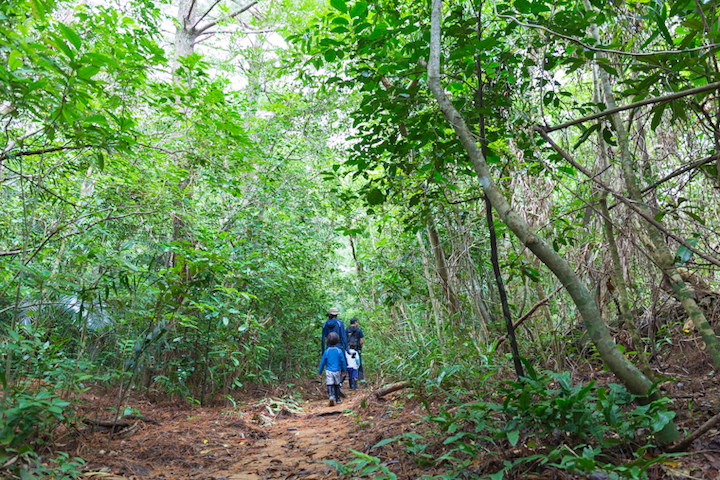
[357,350,364,380]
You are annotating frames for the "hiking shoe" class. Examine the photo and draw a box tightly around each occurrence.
[328,397,336,406]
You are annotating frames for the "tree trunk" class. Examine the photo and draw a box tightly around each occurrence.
[590,65,656,381]
[600,198,655,380]
[427,215,460,316]
[426,0,678,442]
[417,230,447,363]
[583,0,720,372]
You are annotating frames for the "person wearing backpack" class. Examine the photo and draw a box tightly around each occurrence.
[321,307,348,352]
[346,317,365,381]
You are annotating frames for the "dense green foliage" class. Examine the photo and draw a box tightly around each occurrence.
[2,0,720,476]
[334,368,678,479]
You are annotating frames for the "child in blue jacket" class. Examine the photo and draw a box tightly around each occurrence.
[318,332,347,406]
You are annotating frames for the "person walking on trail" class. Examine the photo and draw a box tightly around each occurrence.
[321,307,348,353]
[347,317,365,381]
[318,332,347,406]
[345,347,360,392]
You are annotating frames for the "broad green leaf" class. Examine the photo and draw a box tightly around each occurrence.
[366,187,385,205]
[371,435,399,449]
[7,51,23,70]
[78,65,101,80]
[650,103,667,131]
[573,123,599,150]
[329,0,347,13]
[349,1,367,18]
[49,33,75,60]
[58,23,82,50]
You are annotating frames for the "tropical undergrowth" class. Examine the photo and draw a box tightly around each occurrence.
[331,363,680,480]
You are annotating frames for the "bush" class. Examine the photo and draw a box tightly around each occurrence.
[0,328,85,479]
[332,365,679,480]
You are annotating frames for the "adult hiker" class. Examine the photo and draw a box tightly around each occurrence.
[347,317,365,381]
[321,307,348,353]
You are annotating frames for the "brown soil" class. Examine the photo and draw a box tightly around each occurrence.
[72,381,409,480]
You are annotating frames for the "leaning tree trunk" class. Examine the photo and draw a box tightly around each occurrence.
[582,0,720,371]
[426,0,678,443]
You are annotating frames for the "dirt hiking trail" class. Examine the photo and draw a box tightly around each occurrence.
[76,383,408,480]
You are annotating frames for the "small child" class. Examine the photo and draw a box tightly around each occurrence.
[318,332,347,406]
[345,348,360,391]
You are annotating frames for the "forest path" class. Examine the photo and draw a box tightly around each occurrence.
[222,394,361,479]
[79,385,378,480]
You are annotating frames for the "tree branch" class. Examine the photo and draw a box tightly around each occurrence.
[539,81,720,133]
[195,1,257,36]
[194,0,222,30]
[641,152,720,193]
[534,126,720,269]
[497,10,720,59]
[668,409,720,452]
[1,162,82,208]
[0,144,93,161]
[185,0,199,25]
[496,285,564,348]
[2,127,44,155]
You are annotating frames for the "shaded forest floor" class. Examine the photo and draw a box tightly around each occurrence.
[70,381,408,479]
[63,334,720,479]
[72,381,404,480]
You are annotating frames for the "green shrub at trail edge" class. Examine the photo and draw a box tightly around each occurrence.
[333,365,679,480]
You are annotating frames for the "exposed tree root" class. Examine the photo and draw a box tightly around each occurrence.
[667,410,720,452]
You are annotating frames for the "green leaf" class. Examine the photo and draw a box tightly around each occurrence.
[573,123,599,150]
[78,65,101,80]
[349,1,368,18]
[602,127,617,146]
[29,0,46,18]
[650,103,667,131]
[366,187,385,205]
[330,0,347,13]
[506,429,520,447]
[371,435,399,449]
[323,49,336,62]
[443,432,470,444]
[7,51,23,70]
[652,410,675,432]
[49,33,75,60]
[58,23,82,50]
[675,236,700,266]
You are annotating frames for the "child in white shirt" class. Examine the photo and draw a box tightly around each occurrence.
[345,348,360,391]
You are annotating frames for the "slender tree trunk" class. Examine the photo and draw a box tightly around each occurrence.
[589,65,656,381]
[583,0,720,371]
[474,13,522,377]
[427,215,461,316]
[600,198,655,380]
[426,0,678,442]
[417,231,447,362]
[535,280,562,369]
